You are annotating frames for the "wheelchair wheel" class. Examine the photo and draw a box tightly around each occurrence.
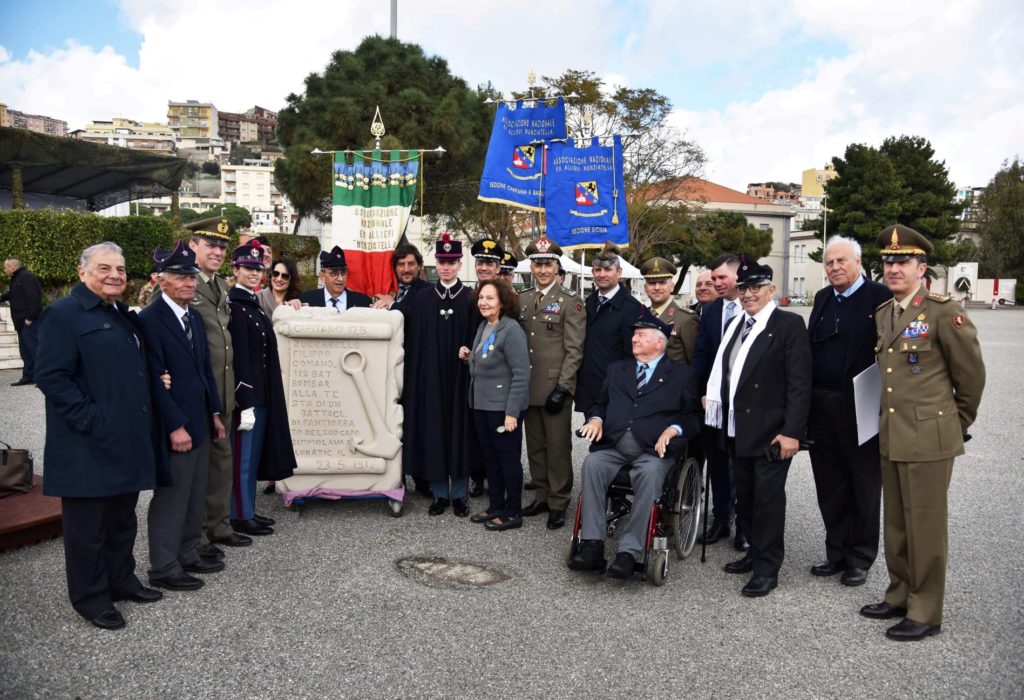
[648,550,668,586]
[669,457,702,560]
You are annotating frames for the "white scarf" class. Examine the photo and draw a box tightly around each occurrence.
[704,301,776,436]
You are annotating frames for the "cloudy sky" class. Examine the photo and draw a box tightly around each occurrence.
[1,0,1021,191]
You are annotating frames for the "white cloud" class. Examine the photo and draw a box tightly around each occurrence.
[0,0,1020,192]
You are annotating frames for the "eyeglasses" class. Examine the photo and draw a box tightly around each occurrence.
[736,282,770,296]
[271,270,291,280]
[323,269,347,278]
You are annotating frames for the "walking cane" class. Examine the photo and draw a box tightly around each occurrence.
[700,460,711,563]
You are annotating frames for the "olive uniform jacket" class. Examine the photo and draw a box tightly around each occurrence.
[655,301,699,365]
[517,284,586,406]
[874,285,985,463]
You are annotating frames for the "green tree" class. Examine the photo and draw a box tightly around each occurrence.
[201,161,221,176]
[162,208,201,225]
[976,158,1024,278]
[194,203,251,230]
[275,36,492,233]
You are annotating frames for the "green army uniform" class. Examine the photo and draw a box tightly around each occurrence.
[518,237,586,512]
[641,257,698,365]
[874,225,985,628]
[137,279,158,308]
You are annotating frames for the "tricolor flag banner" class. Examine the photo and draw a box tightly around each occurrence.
[332,149,420,296]
[544,135,628,249]
[478,97,567,211]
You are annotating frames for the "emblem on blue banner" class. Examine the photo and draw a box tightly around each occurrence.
[544,135,628,249]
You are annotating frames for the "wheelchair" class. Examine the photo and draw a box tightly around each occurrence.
[566,451,704,586]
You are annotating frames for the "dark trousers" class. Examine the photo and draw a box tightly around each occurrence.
[731,451,791,578]
[704,430,734,524]
[808,388,882,570]
[473,410,524,517]
[148,438,211,578]
[17,321,38,380]
[61,492,143,618]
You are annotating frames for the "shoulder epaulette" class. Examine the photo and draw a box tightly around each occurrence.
[520,286,536,294]
[928,292,951,303]
[875,298,895,312]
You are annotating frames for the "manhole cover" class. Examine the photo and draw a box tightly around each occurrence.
[396,556,511,589]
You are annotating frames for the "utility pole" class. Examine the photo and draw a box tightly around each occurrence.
[390,0,397,39]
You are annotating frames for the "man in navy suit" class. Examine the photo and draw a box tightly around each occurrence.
[705,258,811,597]
[569,309,702,579]
[139,242,226,592]
[807,236,892,587]
[298,246,372,310]
[690,254,747,550]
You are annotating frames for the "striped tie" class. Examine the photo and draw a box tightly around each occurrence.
[741,316,755,343]
[330,297,340,312]
[636,362,649,390]
[182,312,193,348]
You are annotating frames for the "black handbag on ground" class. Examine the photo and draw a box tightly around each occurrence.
[0,439,35,497]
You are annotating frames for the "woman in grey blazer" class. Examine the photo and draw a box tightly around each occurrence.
[458,280,530,530]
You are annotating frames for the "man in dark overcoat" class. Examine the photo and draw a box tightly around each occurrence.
[298,247,372,310]
[2,258,43,385]
[139,242,226,591]
[806,235,892,587]
[35,242,168,629]
[574,242,642,416]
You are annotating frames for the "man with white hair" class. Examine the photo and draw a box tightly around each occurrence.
[807,236,892,587]
[569,308,702,579]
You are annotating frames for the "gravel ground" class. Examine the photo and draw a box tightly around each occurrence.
[0,307,1021,699]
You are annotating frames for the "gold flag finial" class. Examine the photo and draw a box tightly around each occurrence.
[527,68,537,87]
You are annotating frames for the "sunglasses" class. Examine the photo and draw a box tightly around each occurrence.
[271,270,291,280]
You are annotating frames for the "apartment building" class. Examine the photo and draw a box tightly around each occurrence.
[71,118,176,154]
[0,103,69,137]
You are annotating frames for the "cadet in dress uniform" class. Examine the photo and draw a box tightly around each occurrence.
[641,257,698,365]
[518,236,586,529]
[860,225,985,641]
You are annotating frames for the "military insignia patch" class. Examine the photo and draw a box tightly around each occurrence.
[911,295,923,307]
[952,314,965,329]
[576,302,583,312]
[575,181,598,206]
[917,313,926,321]
[512,145,536,170]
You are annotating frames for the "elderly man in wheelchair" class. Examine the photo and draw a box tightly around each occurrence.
[569,308,703,581]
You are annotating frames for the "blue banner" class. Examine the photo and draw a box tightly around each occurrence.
[478,97,567,212]
[544,135,628,249]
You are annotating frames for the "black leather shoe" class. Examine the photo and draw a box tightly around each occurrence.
[811,560,844,577]
[522,500,550,517]
[230,518,273,536]
[183,556,226,574]
[568,540,606,572]
[841,567,868,587]
[253,513,276,527]
[724,555,754,574]
[149,572,205,591]
[471,510,501,524]
[211,532,252,547]
[699,519,730,545]
[546,510,566,530]
[885,618,941,641]
[860,601,907,620]
[88,608,126,630]
[523,480,538,491]
[484,515,522,531]
[198,544,225,559]
[414,480,432,498]
[469,479,485,498]
[741,575,778,597]
[607,552,636,579]
[11,377,34,386]
[113,587,163,604]
[262,482,276,495]
[452,498,470,517]
[428,498,450,516]
[733,531,750,552]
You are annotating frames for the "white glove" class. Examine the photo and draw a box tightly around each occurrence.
[238,407,256,432]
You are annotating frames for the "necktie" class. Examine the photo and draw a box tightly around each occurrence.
[724,300,737,325]
[892,302,901,330]
[741,316,755,343]
[395,284,409,303]
[535,291,544,310]
[209,277,221,304]
[636,362,649,390]
[599,295,609,306]
[329,297,340,312]
[182,312,193,348]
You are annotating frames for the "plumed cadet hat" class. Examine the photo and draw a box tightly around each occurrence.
[640,257,677,280]
[319,246,348,270]
[153,240,200,275]
[525,234,562,261]
[435,232,463,260]
[471,238,504,262]
[632,306,674,338]
[232,240,266,269]
[499,251,517,274]
[877,224,933,262]
[186,216,234,246]
[592,241,622,269]
[736,255,773,286]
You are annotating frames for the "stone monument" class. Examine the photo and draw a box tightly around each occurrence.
[272,306,404,513]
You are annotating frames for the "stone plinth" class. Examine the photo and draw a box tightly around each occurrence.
[273,306,404,496]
